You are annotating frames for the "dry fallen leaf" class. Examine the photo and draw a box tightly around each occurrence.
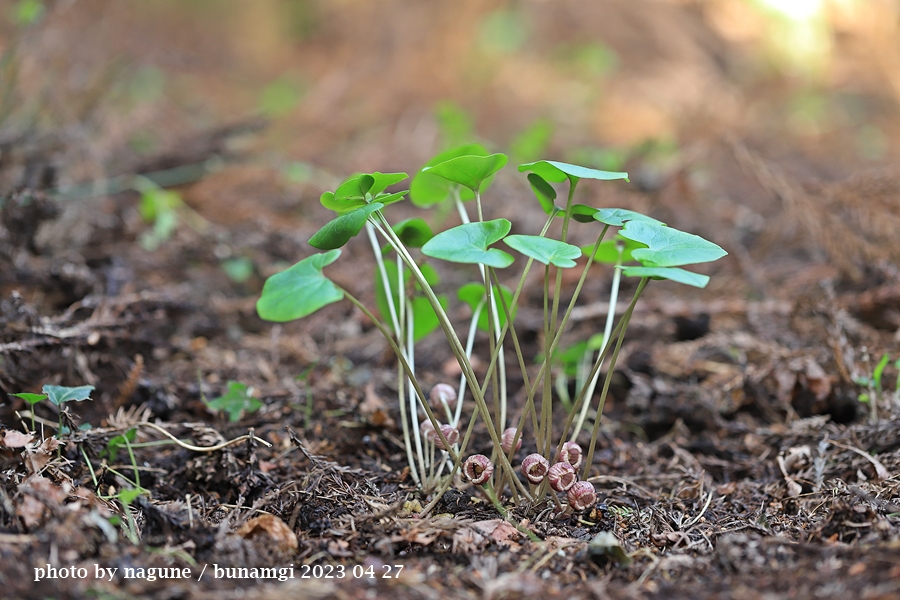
[237,514,298,551]
[22,437,61,475]
[360,381,394,427]
[1,430,34,448]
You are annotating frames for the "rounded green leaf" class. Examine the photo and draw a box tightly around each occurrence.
[365,172,408,195]
[518,160,629,183]
[321,172,408,213]
[309,203,383,250]
[593,208,665,227]
[527,173,562,215]
[504,235,581,268]
[42,385,94,406]
[257,250,344,322]
[422,153,508,192]
[619,221,727,267]
[458,283,515,331]
[583,236,647,264]
[392,218,434,248]
[410,143,490,207]
[620,266,710,288]
[11,392,47,405]
[422,220,514,268]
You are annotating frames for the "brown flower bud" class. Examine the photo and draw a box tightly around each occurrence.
[567,481,597,511]
[556,441,583,469]
[500,428,522,454]
[548,462,577,492]
[420,420,436,442]
[463,454,494,485]
[521,453,550,485]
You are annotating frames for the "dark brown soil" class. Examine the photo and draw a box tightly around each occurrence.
[2,2,900,599]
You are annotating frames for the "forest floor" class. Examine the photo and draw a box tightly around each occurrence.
[2,1,900,599]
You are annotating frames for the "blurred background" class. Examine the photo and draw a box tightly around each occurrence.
[1,0,899,298]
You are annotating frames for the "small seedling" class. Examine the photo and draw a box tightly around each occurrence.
[13,384,94,436]
[855,353,900,422]
[256,145,726,516]
[205,381,263,422]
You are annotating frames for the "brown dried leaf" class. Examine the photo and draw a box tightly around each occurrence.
[236,514,298,551]
[1,430,34,448]
[360,382,394,427]
[22,437,61,475]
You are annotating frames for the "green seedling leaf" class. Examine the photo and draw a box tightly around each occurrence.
[527,173,562,215]
[422,153,508,193]
[619,221,727,267]
[518,160,629,183]
[102,428,137,463]
[873,354,890,389]
[374,261,446,341]
[309,203,383,250]
[504,235,581,268]
[320,173,407,213]
[422,220,514,268]
[583,236,646,264]
[221,257,254,283]
[257,250,344,322]
[118,488,143,506]
[11,392,47,405]
[594,208,665,227]
[207,381,263,423]
[458,283,515,331]
[42,385,94,406]
[392,218,434,248]
[410,143,490,207]
[620,266,710,288]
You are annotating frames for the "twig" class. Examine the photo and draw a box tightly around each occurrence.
[138,422,271,452]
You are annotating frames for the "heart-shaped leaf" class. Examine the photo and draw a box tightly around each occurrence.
[373,190,408,208]
[593,208,665,227]
[320,172,408,213]
[392,218,434,248]
[583,236,647,264]
[309,203,383,250]
[504,235,581,268]
[619,221,727,267]
[257,250,344,322]
[518,160,629,183]
[422,153,508,192]
[620,266,710,288]
[422,220,514,268]
[458,283,515,331]
[42,385,94,406]
[527,173,562,215]
[410,143,490,207]
[11,392,47,405]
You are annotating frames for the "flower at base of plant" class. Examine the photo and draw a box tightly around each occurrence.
[567,480,597,511]
[521,453,549,484]
[434,424,459,450]
[430,383,457,408]
[548,462,578,492]
[463,454,494,485]
[556,441,583,469]
[500,427,522,454]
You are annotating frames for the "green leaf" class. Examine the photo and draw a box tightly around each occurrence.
[102,428,137,462]
[372,190,408,208]
[320,173,407,213]
[593,208,665,227]
[619,221,727,267]
[422,153,508,192]
[410,143,490,207]
[365,172,408,196]
[873,354,890,388]
[518,160,629,183]
[308,203,383,250]
[207,381,263,423]
[583,236,646,264]
[42,385,94,406]
[620,266,710,288]
[392,218,434,248]
[504,235,581,268]
[422,220,514,268]
[458,283,515,331]
[257,250,344,322]
[571,204,600,223]
[11,392,47,405]
[527,173,562,215]
[118,488,143,506]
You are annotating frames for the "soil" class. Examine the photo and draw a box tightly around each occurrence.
[2,2,900,599]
